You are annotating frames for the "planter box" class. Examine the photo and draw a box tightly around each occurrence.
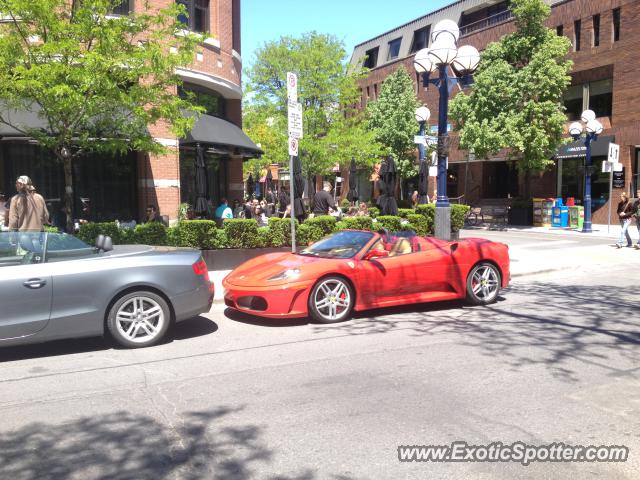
[508,207,533,226]
[202,247,290,271]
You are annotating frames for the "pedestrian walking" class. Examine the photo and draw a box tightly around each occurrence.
[615,192,633,248]
[633,188,640,249]
[8,175,49,232]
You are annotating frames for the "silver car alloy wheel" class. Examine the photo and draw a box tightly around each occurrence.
[115,296,165,344]
[470,264,500,302]
[313,278,351,321]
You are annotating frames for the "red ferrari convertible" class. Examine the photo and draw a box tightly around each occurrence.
[223,230,509,323]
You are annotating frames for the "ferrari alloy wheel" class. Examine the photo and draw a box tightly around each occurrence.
[466,262,501,305]
[107,291,171,348]
[308,276,354,324]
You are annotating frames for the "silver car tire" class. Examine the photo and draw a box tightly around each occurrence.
[465,262,501,306]
[308,276,354,324]
[107,291,171,348]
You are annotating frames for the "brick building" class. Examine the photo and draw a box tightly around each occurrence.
[350,0,638,224]
[0,0,260,223]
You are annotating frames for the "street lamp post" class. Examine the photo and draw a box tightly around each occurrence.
[413,20,480,240]
[569,110,604,233]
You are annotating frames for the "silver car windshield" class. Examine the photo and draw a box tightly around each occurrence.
[0,232,95,266]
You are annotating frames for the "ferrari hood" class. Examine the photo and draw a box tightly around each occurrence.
[225,252,323,286]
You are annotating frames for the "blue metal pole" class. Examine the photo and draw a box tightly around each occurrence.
[436,63,449,207]
[582,133,593,233]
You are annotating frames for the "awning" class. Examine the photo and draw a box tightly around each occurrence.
[556,135,614,159]
[0,106,46,137]
[180,112,262,157]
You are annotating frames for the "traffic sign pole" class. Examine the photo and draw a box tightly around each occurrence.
[286,72,300,252]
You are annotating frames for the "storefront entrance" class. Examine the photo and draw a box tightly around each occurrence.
[0,142,138,223]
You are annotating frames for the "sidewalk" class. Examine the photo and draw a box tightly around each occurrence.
[465,223,631,239]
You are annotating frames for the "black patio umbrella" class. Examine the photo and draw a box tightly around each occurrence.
[417,160,429,204]
[346,158,359,203]
[194,144,208,216]
[292,155,305,219]
[266,169,274,193]
[246,173,254,198]
[378,156,398,216]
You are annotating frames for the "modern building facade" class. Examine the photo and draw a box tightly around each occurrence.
[0,0,259,223]
[351,0,638,224]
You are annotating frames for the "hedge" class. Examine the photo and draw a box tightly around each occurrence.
[340,216,374,231]
[304,215,337,236]
[74,205,470,250]
[376,215,403,232]
[223,219,259,248]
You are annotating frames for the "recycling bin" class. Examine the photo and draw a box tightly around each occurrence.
[569,206,584,230]
[552,206,569,228]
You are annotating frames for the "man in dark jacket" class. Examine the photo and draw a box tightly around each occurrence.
[312,182,336,216]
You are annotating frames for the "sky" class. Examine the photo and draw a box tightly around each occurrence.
[241,0,453,70]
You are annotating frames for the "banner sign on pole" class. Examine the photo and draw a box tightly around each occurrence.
[288,137,298,156]
[287,72,297,103]
[608,142,620,163]
[414,135,426,145]
[613,167,625,188]
[288,102,303,139]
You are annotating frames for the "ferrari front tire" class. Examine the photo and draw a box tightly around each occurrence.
[466,262,501,305]
[107,291,171,348]
[308,276,354,324]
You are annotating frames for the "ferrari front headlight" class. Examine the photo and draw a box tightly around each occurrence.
[267,268,301,281]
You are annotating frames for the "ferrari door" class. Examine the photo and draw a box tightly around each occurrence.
[411,243,458,296]
[356,238,419,306]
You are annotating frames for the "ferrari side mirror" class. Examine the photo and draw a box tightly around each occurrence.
[450,242,459,252]
[364,249,389,261]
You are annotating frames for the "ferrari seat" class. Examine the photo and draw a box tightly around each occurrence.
[389,238,412,256]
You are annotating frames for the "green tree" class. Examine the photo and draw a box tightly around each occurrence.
[0,0,203,230]
[366,66,422,183]
[244,31,380,182]
[449,0,572,197]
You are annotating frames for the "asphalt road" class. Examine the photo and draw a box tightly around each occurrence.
[1,262,638,479]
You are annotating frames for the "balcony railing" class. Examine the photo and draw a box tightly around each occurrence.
[460,10,514,37]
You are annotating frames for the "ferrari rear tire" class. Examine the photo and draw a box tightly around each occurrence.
[308,276,354,324]
[466,262,501,305]
[107,291,171,348]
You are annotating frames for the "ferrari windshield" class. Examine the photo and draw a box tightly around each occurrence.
[300,230,374,259]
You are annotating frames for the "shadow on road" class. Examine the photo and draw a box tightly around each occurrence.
[0,316,218,363]
[223,308,310,327]
[0,406,356,480]
[312,282,640,382]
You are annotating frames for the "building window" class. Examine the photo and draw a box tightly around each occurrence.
[177,0,209,33]
[563,85,585,121]
[574,19,581,51]
[592,14,600,47]
[366,86,370,99]
[387,38,402,61]
[563,79,613,121]
[612,8,621,42]
[178,83,225,118]
[363,47,379,69]
[410,26,430,53]
[588,79,613,118]
[556,25,563,36]
[373,83,378,99]
[111,0,133,15]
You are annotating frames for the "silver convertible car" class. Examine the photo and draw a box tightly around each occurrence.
[0,231,214,348]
